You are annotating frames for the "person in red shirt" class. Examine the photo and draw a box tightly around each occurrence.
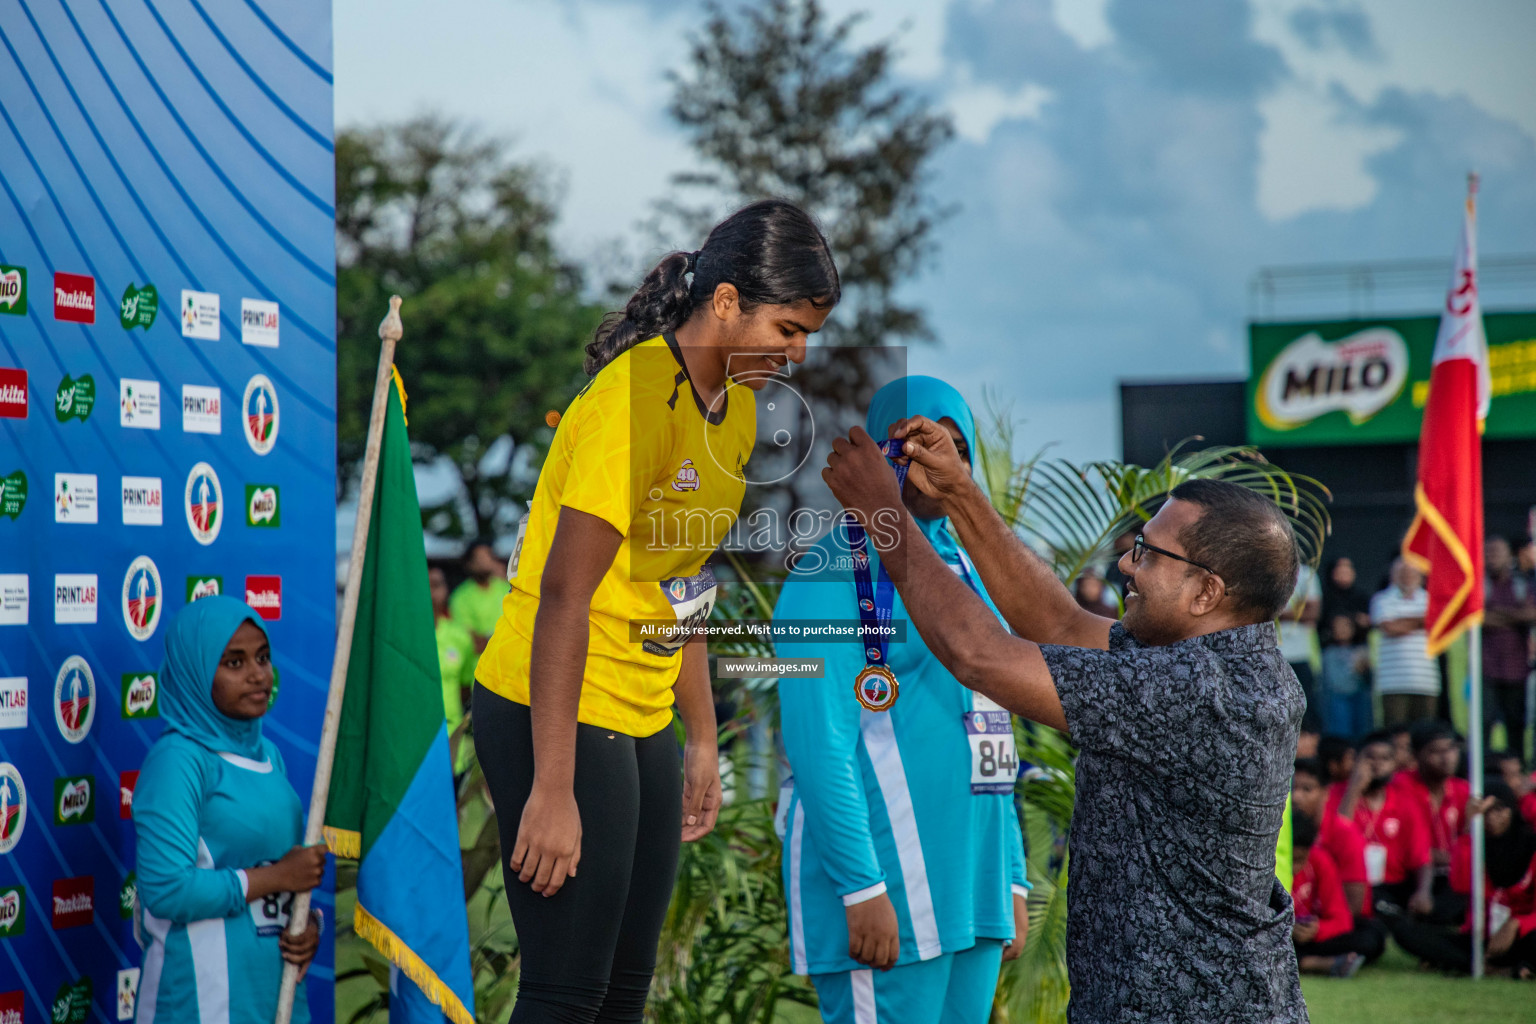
[1390,721,1471,924]
[1290,815,1383,976]
[1494,751,1536,832]
[1391,783,1536,977]
[1293,759,1372,920]
[1335,730,1433,918]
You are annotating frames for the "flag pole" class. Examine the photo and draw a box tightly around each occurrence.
[275,296,405,1024]
[1469,627,1485,979]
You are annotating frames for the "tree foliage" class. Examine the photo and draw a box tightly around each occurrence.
[663,0,955,350]
[336,117,604,541]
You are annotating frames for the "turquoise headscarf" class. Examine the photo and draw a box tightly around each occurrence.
[159,595,269,760]
[865,375,977,565]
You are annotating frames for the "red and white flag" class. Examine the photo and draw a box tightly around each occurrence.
[1402,176,1489,654]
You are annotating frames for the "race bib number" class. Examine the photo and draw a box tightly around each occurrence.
[641,565,717,657]
[965,709,1018,794]
[1489,900,1511,935]
[506,513,529,581]
[1364,842,1388,886]
[248,861,293,937]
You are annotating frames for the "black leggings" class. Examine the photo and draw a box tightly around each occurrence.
[1391,917,1536,974]
[1296,919,1388,962]
[473,684,682,1023]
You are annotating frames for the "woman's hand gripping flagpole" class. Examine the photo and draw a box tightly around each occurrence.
[274,296,405,1024]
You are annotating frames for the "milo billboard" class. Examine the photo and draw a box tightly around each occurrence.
[1248,312,1536,446]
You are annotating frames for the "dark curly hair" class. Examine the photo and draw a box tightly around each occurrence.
[584,198,841,375]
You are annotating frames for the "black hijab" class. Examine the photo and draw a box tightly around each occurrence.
[1484,783,1536,889]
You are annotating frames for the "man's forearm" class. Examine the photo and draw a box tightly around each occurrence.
[674,638,718,747]
[941,480,1109,649]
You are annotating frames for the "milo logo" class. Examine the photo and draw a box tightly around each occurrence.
[186,576,222,602]
[54,776,93,825]
[54,374,96,423]
[0,471,24,520]
[122,673,158,718]
[119,282,158,330]
[52,977,92,1024]
[0,886,22,937]
[246,484,280,527]
[0,266,23,315]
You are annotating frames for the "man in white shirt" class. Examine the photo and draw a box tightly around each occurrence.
[1279,565,1322,729]
[1370,559,1440,725]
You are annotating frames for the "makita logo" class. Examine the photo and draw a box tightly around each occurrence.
[0,385,23,408]
[54,273,95,324]
[244,576,281,620]
[0,368,25,419]
[54,893,91,912]
[54,287,93,310]
[51,876,93,929]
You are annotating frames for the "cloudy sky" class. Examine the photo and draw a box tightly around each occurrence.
[334,0,1536,465]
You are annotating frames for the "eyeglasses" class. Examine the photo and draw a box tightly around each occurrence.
[1131,534,1219,577]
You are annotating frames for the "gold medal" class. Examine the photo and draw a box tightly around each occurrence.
[854,665,899,712]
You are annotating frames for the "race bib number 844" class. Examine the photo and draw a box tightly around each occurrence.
[965,709,1018,794]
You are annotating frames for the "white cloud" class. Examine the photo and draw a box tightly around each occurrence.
[1051,0,1113,50]
[949,82,1053,143]
[1256,82,1401,220]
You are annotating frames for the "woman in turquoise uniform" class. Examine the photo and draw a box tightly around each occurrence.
[132,596,328,1023]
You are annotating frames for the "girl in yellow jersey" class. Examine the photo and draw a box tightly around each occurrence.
[473,198,840,1023]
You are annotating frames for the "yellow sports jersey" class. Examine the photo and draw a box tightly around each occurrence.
[476,334,755,736]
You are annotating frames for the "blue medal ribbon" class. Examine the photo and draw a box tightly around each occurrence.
[844,439,908,679]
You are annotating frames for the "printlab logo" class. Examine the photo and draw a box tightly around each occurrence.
[246,484,279,527]
[53,473,98,524]
[120,378,161,430]
[54,373,95,423]
[53,656,95,744]
[53,574,98,625]
[119,282,158,330]
[0,886,23,938]
[52,976,93,1022]
[0,368,25,419]
[245,575,281,620]
[53,776,94,825]
[182,383,221,434]
[184,462,222,545]
[0,677,25,730]
[53,272,95,324]
[180,288,219,339]
[0,576,24,626]
[118,771,138,820]
[243,374,279,455]
[121,673,158,719]
[186,575,222,602]
[0,763,25,854]
[0,470,26,519]
[116,967,140,1021]
[121,476,163,527]
[122,556,162,641]
[0,265,25,315]
[241,297,279,347]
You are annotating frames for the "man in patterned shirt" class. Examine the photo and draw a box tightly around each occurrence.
[824,421,1308,1023]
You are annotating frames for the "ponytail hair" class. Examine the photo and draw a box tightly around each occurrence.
[585,198,841,375]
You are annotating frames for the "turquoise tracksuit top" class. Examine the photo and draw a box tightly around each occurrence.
[132,733,310,1024]
[775,533,1028,976]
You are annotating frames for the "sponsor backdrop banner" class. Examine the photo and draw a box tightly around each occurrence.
[0,3,336,1021]
[1248,313,1536,446]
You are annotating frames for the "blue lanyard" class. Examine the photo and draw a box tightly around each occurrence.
[845,439,908,670]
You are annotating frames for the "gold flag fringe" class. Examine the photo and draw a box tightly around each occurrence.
[354,901,476,1024]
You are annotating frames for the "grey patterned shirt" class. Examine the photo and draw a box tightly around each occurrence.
[1040,621,1308,1024]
